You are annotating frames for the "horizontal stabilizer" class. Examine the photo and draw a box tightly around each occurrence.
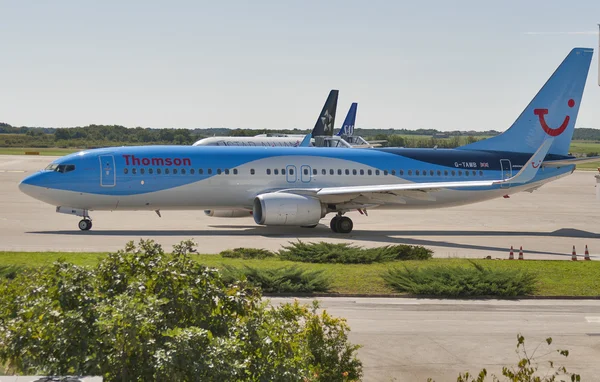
[542,156,600,168]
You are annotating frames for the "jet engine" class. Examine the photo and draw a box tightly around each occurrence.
[204,209,252,218]
[253,193,326,226]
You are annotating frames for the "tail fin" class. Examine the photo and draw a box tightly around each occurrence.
[459,48,592,155]
[336,103,358,136]
[311,90,338,137]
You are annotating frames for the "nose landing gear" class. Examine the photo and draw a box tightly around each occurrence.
[329,215,353,234]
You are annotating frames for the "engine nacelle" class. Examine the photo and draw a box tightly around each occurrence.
[204,209,252,218]
[253,193,326,226]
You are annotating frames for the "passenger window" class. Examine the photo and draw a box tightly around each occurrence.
[352,169,357,175]
[313,169,317,175]
[465,171,469,176]
[173,169,178,175]
[165,168,170,174]
[250,169,255,175]
[233,169,238,175]
[289,169,294,175]
[430,170,434,176]
[391,170,395,175]
[437,170,441,176]
[458,170,462,176]
[282,169,286,175]
[479,170,483,176]
[267,169,271,175]
[198,169,203,175]
[225,169,230,175]
[360,169,365,175]
[304,168,309,175]
[274,169,279,175]
[181,168,186,175]
[216,169,221,175]
[384,170,388,176]
[451,170,456,176]
[345,169,350,175]
[132,168,137,175]
[399,170,404,176]
[330,169,334,175]
[472,170,476,176]
[375,170,380,175]
[416,170,420,176]
[368,169,372,175]
[190,169,195,175]
[444,170,448,176]
[338,169,342,175]
[157,168,162,175]
[408,170,412,176]
[124,168,129,174]
[149,168,154,174]
[207,169,212,175]
[322,169,326,175]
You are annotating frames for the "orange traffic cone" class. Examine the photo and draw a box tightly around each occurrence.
[509,246,514,260]
[571,246,577,261]
[584,245,591,261]
[518,246,524,260]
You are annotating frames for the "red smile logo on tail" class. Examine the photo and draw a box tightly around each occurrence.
[533,99,575,137]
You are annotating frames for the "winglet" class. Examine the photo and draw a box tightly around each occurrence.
[495,138,554,185]
[299,133,312,147]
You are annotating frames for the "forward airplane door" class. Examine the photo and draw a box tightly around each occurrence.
[99,155,116,187]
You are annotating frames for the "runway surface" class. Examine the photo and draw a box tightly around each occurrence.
[272,297,600,382]
[2,155,600,258]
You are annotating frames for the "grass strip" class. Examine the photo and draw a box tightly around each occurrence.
[0,252,599,296]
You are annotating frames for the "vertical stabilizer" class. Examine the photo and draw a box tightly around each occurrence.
[311,90,338,137]
[459,48,592,155]
[337,103,358,136]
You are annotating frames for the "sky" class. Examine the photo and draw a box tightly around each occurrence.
[1,0,599,132]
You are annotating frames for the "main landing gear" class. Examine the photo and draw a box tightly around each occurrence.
[78,219,92,231]
[330,214,353,234]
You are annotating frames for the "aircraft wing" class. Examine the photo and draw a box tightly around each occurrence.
[542,155,600,168]
[273,138,554,206]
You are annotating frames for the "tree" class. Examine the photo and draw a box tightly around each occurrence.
[0,240,362,381]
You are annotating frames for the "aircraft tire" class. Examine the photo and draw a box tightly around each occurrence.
[78,219,92,231]
[330,216,340,233]
[335,216,353,234]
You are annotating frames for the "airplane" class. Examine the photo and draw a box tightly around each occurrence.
[19,48,595,234]
[192,89,339,147]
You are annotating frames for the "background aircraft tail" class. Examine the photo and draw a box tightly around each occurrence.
[459,48,592,156]
[336,103,358,136]
[311,90,338,137]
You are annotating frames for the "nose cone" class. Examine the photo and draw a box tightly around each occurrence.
[19,173,43,200]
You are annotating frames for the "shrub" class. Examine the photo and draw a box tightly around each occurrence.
[384,261,536,297]
[278,241,432,264]
[222,265,330,293]
[0,239,361,381]
[219,247,277,259]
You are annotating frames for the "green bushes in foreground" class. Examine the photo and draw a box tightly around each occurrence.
[222,265,330,293]
[384,262,537,297]
[219,247,277,259]
[0,240,362,381]
[278,241,433,264]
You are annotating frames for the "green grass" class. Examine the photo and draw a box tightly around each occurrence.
[0,147,79,156]
[0,252,598,296]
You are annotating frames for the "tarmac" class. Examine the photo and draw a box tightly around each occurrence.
[2,155,600,259]
[269,297,600,382]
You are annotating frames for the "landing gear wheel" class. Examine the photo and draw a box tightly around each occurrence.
[78,219,92,231]
[301,224,318,228]
[335,216,353,234]
[330,216,340,233]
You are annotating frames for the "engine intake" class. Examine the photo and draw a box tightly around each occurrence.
[253,193,326,226]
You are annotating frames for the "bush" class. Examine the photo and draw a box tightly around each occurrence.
[384,262,536,297]
[222,265,330,293]
[278,241,433,263]
[0,239,361,381]
[219,247,277,259]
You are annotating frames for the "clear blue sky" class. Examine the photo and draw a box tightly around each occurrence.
[1,0,599,132]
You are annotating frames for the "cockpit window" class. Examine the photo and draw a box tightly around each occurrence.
[45,164,58,171]
[55,164,75,173]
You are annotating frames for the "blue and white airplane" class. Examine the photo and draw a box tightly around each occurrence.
[19,48,595,233]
